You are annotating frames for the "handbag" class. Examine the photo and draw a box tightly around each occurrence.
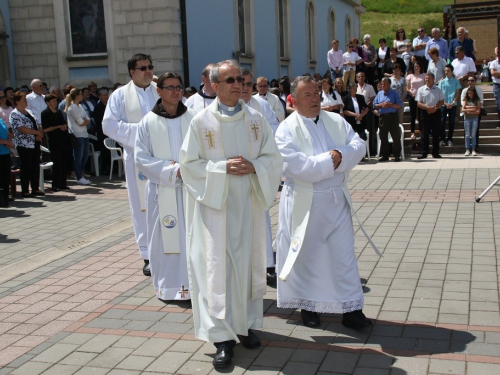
[68,130,78,149]
[480,107,487,116]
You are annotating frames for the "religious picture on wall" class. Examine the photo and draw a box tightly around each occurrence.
[68,0,107,55]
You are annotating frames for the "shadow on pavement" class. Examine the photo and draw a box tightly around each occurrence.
[0,234,20,243]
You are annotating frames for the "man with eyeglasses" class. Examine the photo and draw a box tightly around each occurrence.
[451,46,476,88]
[185,63,217,113]
[438,64,462,147]
[135,72,195,305]
[103,53,160,277]
[254,76,285,122]
[26,79,47,124]
[424,28,448,62]
[180,60,283,368]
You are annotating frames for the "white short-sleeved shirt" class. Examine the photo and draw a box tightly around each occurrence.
[451,56,476,78]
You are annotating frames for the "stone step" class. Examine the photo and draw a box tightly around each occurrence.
[403,135,500,146]
[403,144,500,154]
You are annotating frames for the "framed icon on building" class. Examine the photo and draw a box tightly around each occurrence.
[68,0,107,56]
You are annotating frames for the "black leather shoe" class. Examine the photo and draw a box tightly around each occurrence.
[238,329,261,349]
[342,310,373,330]
[213,345,233,368]
[432,154,442,158]
[143,260,151,277]
[52,187,60,192]
[394,157,401,162]
[378,157,389,162]
[417,154,428,159]
[301,309,321,328]
[21,193,32,198]
[62,186,71,190]
[266,267,277,281]
[32,191,45,196]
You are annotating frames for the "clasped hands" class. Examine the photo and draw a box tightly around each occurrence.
[226,155,255,176]
[329,150,342,170]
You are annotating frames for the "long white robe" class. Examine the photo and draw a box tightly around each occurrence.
[185,92,215,113]
[180,100,283,343]
[275,112,366,313]
[254,92,285,123]
[102,82,158,259]
[246,96,280,268]
[135,107,195,300]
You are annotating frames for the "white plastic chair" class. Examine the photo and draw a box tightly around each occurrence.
[39,146,53,193]
[88,134,101,177]
[104,138,123,180]
[376,124,405,160]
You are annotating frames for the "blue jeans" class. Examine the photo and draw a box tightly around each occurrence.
[494,84,500,121]
[73,137,89,180]
[330,68,343,80]
[440,105,457,142]
[464,117,478,151]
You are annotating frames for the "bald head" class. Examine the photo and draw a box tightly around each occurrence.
[30,79,43,95]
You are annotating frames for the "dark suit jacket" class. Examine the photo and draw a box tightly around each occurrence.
[93,102,106,142]
[342,94,368,140]
[383,57,407,76]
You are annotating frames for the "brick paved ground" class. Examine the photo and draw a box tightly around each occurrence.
[1,155,500,374]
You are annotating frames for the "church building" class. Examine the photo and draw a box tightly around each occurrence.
[0,0,364,89]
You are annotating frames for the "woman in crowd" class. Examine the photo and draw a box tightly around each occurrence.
[393,28,409,58]
[443,23,457,45]
[320,77,343,114]
[41,94,69,191]
[389,63,406,125]
[362,35,377,84]
[406,61,426,140]
[334,77,348,100]
[9,92,45,197]
[462,88,481,156]
[427,47,446,84]
[352,38,365,75]
[0,91,14,129]
[65,88,91,185]
[0,118,14,206]
[377,38,388,81]
[279,79,290,103]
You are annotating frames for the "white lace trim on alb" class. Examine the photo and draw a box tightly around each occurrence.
[277,297,364,314]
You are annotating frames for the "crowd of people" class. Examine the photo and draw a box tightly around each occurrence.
[1,25,500,366]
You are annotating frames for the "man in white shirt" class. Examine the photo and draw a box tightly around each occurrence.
[451,46,477,88]
[185,63,217,113]
[413,28,430,59]
[327,39,344,80]
[342,44,362,91]
[490,47,500,126]
[254,77,285,122]
[102,53,159,277]
[26,79,47,124]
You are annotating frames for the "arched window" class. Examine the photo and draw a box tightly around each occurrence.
[328,8,335,43]
[306,1,316,63]
[345,15,352,45]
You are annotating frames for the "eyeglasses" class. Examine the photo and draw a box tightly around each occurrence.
[132,65,154,71]
[217,76,245,84]
[160,85,183,91]
[242,82,253,88]
[257,84,268,88]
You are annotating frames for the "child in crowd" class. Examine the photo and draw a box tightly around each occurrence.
[462,88,481,156]
[401,42,414,73]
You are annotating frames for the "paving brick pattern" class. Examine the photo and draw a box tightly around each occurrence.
[1,159,500,373]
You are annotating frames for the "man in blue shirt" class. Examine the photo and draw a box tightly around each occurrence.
[425,28,448,62]
[438,64,462,147]
[373,77,403,162]
[448,27,474,61]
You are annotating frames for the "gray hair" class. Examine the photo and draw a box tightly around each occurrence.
[241,68,252,77]
[48,85,60,93]
[290,76,316,98]
[432,28,440,34]
[455,46,465,53]
[381,77,391,84]
[97,87,109,97]
[347,82,357,90]
[426,72,435,79]
[210,60,241,83]
[30,79,41,88]
[363,34,371,40]
[457,27,465,33]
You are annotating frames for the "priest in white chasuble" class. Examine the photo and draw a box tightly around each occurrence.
[102,53,159,276]
[240,69,280,281]
[134,72,195,302]
[275,76,372,330]
[180,60,283,369]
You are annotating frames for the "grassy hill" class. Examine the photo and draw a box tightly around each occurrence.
[360,0,452,46]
